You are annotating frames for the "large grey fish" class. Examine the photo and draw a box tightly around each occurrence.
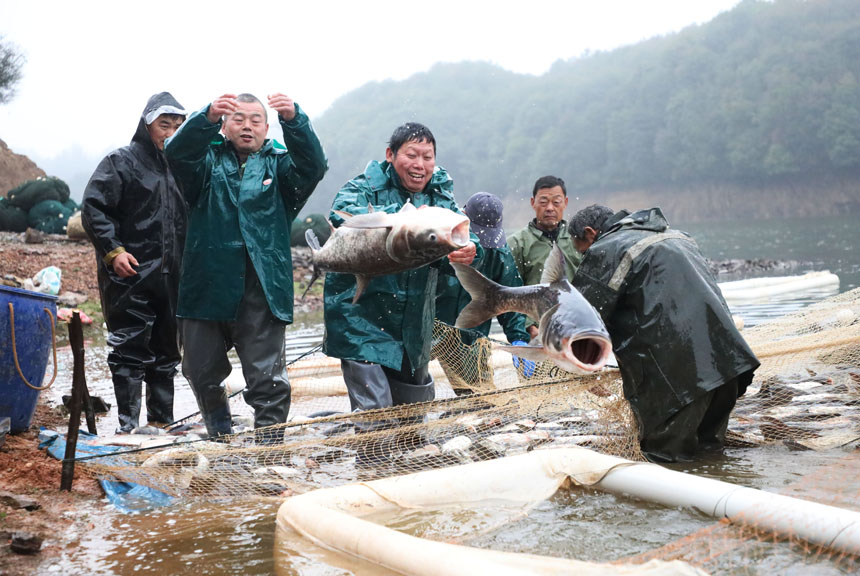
[305,202,471,303]
[452,244,612,374]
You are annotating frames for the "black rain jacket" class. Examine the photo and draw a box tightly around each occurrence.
[82,92,187,313]
[572,207,759,434]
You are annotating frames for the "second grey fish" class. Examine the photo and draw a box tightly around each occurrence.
[452,243,613,374]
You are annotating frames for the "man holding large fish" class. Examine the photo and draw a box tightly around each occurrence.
[317,123,481,414]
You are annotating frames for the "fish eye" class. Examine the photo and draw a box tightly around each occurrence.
[428,233,437,242]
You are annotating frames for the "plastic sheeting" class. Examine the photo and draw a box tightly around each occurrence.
[39,429,176,513]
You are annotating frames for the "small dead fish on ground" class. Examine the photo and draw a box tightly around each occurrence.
[131,425,167,436]
[142,447,210,470]
[760,416,821,441]
[725,429,765,448]
[305,202,471,303]
[785,433,860,451]
[91,434,177,448]
[548,435,618,450]
[441,436,473,453]
[453,244,612,374]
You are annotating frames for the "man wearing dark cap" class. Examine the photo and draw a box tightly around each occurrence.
[435,192,532,392]
[82,92,187,433]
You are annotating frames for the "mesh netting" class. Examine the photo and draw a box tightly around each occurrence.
[76,287,860,569]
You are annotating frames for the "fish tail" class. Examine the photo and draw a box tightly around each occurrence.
[452,263,502,328]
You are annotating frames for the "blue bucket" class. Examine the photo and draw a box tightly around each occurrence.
[0,286,58,433]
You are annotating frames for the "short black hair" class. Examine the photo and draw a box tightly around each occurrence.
[389,123,436,156]
[532,175,566,197]
[570,204,615,238]
[237,93,264,108]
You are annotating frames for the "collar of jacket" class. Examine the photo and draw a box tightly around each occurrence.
[365,160,452,197]
[600,207,669,240]
[527,219,571,240]
[217,137,284,157]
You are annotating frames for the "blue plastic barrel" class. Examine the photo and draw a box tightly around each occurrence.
[0,286,57,433]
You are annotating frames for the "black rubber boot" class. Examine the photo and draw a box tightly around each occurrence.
[145,378,175,425]
[111,367,143,434]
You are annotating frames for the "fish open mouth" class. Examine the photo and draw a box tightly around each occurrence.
[568,335,613,371]
[451,219,471,247]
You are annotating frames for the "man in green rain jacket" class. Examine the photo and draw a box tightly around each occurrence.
[570,205,759,462]
[165,93,327,441]
[323,123,480,414]
[508,175,582,339]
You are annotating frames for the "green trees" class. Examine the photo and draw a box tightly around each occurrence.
[307,0,860,215]
[0,36,25,105]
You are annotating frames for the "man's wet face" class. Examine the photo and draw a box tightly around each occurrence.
[386,140,435,194]
[223,100,268,156]
[530,186,568,231]
[147,114,184,151]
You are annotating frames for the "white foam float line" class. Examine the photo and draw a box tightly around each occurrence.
[718,271,839,301]
[277,448,860,574]
[598,456,860,555]
[274,449,711,574]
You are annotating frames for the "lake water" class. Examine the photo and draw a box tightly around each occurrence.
[39,215,860,575]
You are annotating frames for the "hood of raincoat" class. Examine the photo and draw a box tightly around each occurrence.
[572,207,759,433]
[132,92,186,148]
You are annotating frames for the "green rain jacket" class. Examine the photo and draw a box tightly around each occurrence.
[508,219,582,331]
[436,245,530,344]
[571,207,759,435]
[508,220,582,286]
[165,104,327,323]
[323,161,482,372]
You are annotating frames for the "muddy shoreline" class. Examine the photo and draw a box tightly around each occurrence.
[0,231,805,573]
[0,232,323,574]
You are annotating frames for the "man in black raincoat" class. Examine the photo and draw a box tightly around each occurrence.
[570,205,759,462]
[82,92,187,433]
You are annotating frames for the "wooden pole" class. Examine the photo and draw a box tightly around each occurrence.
[81,374,97,435]
[60,311,86,491]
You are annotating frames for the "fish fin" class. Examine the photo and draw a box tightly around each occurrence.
[351,275,371,304]
[340,212,394,229]
[334,210,354,220]
[400,200,416,213]
[305,229,321,252]
[328,219,336,233]
[538,302,561,328]
[497,344,551,362]
[452,263,502,328]
[301,229,322,301]
[540,243,568,284]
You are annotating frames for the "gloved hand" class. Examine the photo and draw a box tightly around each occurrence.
[510,340,536,378]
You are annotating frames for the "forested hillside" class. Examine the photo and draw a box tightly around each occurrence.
[307,0,860,224]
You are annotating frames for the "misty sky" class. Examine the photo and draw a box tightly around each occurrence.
[1,0,741,192]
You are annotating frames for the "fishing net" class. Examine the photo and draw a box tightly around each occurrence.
[77,287,860,572]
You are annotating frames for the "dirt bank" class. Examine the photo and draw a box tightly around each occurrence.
[0,232,322,574]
